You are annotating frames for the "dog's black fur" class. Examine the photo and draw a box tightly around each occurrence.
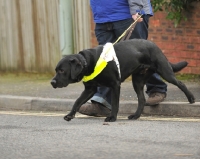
[51,39,195,122]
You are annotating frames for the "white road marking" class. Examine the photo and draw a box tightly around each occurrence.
[0,111,200,122]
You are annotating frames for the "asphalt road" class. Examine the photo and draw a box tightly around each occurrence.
[0,111,200,159]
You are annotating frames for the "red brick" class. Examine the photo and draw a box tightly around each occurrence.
[174,43,185,50]
[163,42,175,50]
[170,51,187,59]
[151,19,160,27]
[180,36,191,43]
[189,67,200,74]
[181,51,194,59]
[187,44,195,50]
[181,67,190,74]
[148,36,161,42]
[167,57,180,63]
[196,60,200,67]
[187,59,197,67]
[185,28,198,36]
[189,37,200,43]
[175,29,185,35]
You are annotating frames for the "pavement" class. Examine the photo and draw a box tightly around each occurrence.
[0,73,200,118]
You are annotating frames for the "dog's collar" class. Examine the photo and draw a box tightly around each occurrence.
[78,54,87,69]
[75,54,88,82]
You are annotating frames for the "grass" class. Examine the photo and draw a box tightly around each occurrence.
[125,73,200,83]
[0,72,54,83]
[0,72,199,83]
[175,74,200,82]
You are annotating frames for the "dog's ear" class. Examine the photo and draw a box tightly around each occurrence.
[69,57,83,80]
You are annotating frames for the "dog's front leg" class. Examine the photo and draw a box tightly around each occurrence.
[128,78,146,120]
[104,82,121,122]
[64,84,97,121]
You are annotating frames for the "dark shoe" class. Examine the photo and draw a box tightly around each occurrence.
[78,102,111,117]
[146,92,166,106]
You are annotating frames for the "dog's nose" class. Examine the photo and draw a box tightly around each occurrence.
[51,80,57,88]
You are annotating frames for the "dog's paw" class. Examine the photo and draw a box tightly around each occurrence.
[104,116,116,122]
[188,96,195,104]
[63,114,74,121]
[128,114,140,120]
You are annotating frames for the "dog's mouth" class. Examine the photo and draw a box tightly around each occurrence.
[51,79,60,89]
[51,79,68,89]
[52,85,57,89]
[51,83,58,89]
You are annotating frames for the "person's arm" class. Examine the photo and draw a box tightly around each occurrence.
[128,0,144,21]
[128,0,144,15]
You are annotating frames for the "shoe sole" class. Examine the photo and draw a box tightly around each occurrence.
[78,112,109,117]
[145,98,166,106]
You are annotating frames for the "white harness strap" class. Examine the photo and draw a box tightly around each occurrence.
[100,43,121,78]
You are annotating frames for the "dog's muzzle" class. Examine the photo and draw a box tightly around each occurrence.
[51,79,57,88]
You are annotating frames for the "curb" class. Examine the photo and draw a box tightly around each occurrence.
[0,95,200,117]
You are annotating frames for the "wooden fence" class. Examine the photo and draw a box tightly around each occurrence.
[0,0,61,73]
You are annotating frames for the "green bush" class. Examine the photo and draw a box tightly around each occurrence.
[151,0,199,27]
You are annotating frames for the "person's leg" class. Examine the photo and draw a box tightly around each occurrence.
[146,73,167,94]
[92,19,147,108]
[145,73,167,105]
[79,23,116,116]
[130,15,167,105]
[114,15,149,40]
[95,23,117,45]
[115,15,167,105]
[79,16,167,116]
[129,15,149,39]
[88,18,151,112]
[89,22,116,109]
[79,19,140,116]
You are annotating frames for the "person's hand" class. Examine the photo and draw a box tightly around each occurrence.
[132,13,143,22]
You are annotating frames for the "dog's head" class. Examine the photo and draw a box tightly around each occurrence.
[51,54,86,88]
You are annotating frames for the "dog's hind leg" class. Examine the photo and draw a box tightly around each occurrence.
[158,69,195,104]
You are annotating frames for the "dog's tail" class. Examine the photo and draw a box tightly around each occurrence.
[170,61,188,73]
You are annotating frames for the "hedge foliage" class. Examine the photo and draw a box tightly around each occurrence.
[151,0,199,27]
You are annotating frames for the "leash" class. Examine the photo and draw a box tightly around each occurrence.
[112,14,143,45]
[82,14,143,82]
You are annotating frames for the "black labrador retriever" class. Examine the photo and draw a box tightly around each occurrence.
[51,39,195,122]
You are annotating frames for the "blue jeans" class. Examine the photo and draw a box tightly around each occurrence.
[91,15,167,109]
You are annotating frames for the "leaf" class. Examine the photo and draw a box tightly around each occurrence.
[151,0,196,26]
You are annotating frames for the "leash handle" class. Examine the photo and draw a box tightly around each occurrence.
[112,14,143,45]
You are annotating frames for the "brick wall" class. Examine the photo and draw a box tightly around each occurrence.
[90,2,200,75]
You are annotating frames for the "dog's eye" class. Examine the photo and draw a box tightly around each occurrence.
[58,69,64,74]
